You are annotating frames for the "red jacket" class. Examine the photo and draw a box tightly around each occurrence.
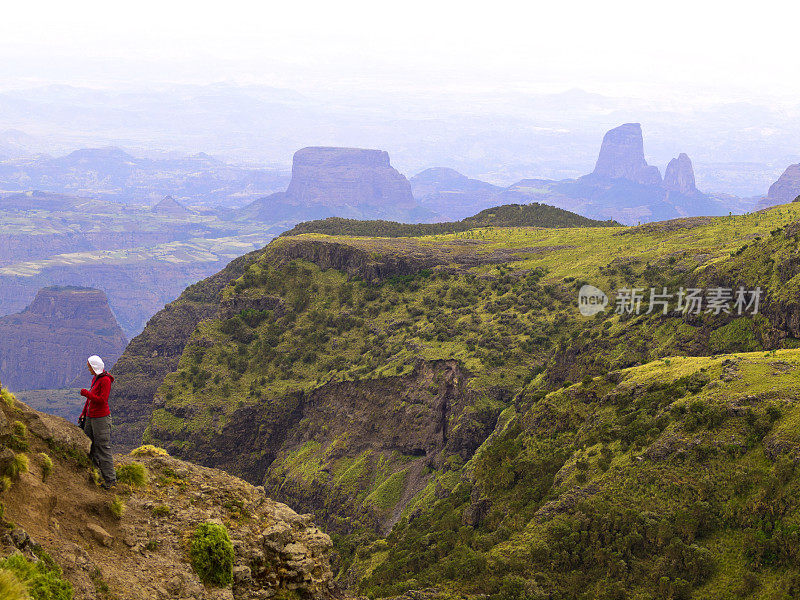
[80,372,114,418]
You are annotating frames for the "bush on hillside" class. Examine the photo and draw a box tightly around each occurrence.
[0,552,73,600]
[6,454,28,479]
[130,444,168,457]
[37,453,53,481]
[189,522,234,586]
[116,462,148,487]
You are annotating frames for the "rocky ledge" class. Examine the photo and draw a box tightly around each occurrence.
[0,387,339,600]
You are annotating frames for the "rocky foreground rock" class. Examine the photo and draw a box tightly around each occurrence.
[0,387,339,599]
[0,286,127,390]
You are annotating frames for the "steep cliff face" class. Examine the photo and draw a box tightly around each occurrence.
[0,384,338,600]
[110,250,262,450]
[0,286,127,390]
[589,123,662,185]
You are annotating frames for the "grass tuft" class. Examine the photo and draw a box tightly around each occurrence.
[116,462,148,487]
[129,444,168,457]
[6,454,28,480]
[37,453,53,482]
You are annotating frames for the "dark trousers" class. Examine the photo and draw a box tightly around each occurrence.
[83,416,116,484]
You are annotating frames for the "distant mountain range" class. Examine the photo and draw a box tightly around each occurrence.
[0,147,289,208]
[411,124,762,224]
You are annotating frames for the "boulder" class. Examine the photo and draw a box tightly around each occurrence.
[87,522,114,547]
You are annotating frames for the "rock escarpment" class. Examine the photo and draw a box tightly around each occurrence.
[0,286,127,390]
[588,123,662,185]
[663,153,698,193]
[0,384,338,600]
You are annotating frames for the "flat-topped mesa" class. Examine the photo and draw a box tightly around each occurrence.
[664,153,698,194]
[25,286,119,322]
[0,286,127,390]
[590,123,662,185]
[767,164,800,205]
[285,146,416,210]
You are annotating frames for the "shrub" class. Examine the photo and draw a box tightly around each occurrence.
[0,552,73,600]
[189,522,234,586]
[0,476,11,492]
[6,454,29,480]
[109,496,125,519]
[130,445,169,457]
[116,462,148,487]
[152,505,170,517]
[37,453,53,481]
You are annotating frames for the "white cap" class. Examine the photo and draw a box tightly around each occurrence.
[88,355,105,375]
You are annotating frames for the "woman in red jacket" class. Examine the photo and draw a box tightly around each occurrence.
[79,355,117,489]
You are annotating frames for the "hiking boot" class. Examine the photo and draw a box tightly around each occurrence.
[100,481,117,490]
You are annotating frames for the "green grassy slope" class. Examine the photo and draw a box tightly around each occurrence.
[112,202,800,599]
[279,202,620,237]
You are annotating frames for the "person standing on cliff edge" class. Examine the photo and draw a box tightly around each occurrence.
[78,355,117,489]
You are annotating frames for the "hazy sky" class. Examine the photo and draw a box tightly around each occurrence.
[2,0,800,101]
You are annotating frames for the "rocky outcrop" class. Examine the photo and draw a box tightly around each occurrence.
[151,195,194,216]
[0,286,127,390]
[0,387,338,600]
[589,123,662,185]
[240,147,423,222]
[767,164,800,206]
[663,153,698,193]
[286,147,415,211]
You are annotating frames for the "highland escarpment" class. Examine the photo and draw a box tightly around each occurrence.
[110,250,263,449]
[0,286,127,390]
[0,383,338,600]
[112,202,800,597]
[149,359,495,535]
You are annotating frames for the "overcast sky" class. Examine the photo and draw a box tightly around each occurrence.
[2,0,799,102]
